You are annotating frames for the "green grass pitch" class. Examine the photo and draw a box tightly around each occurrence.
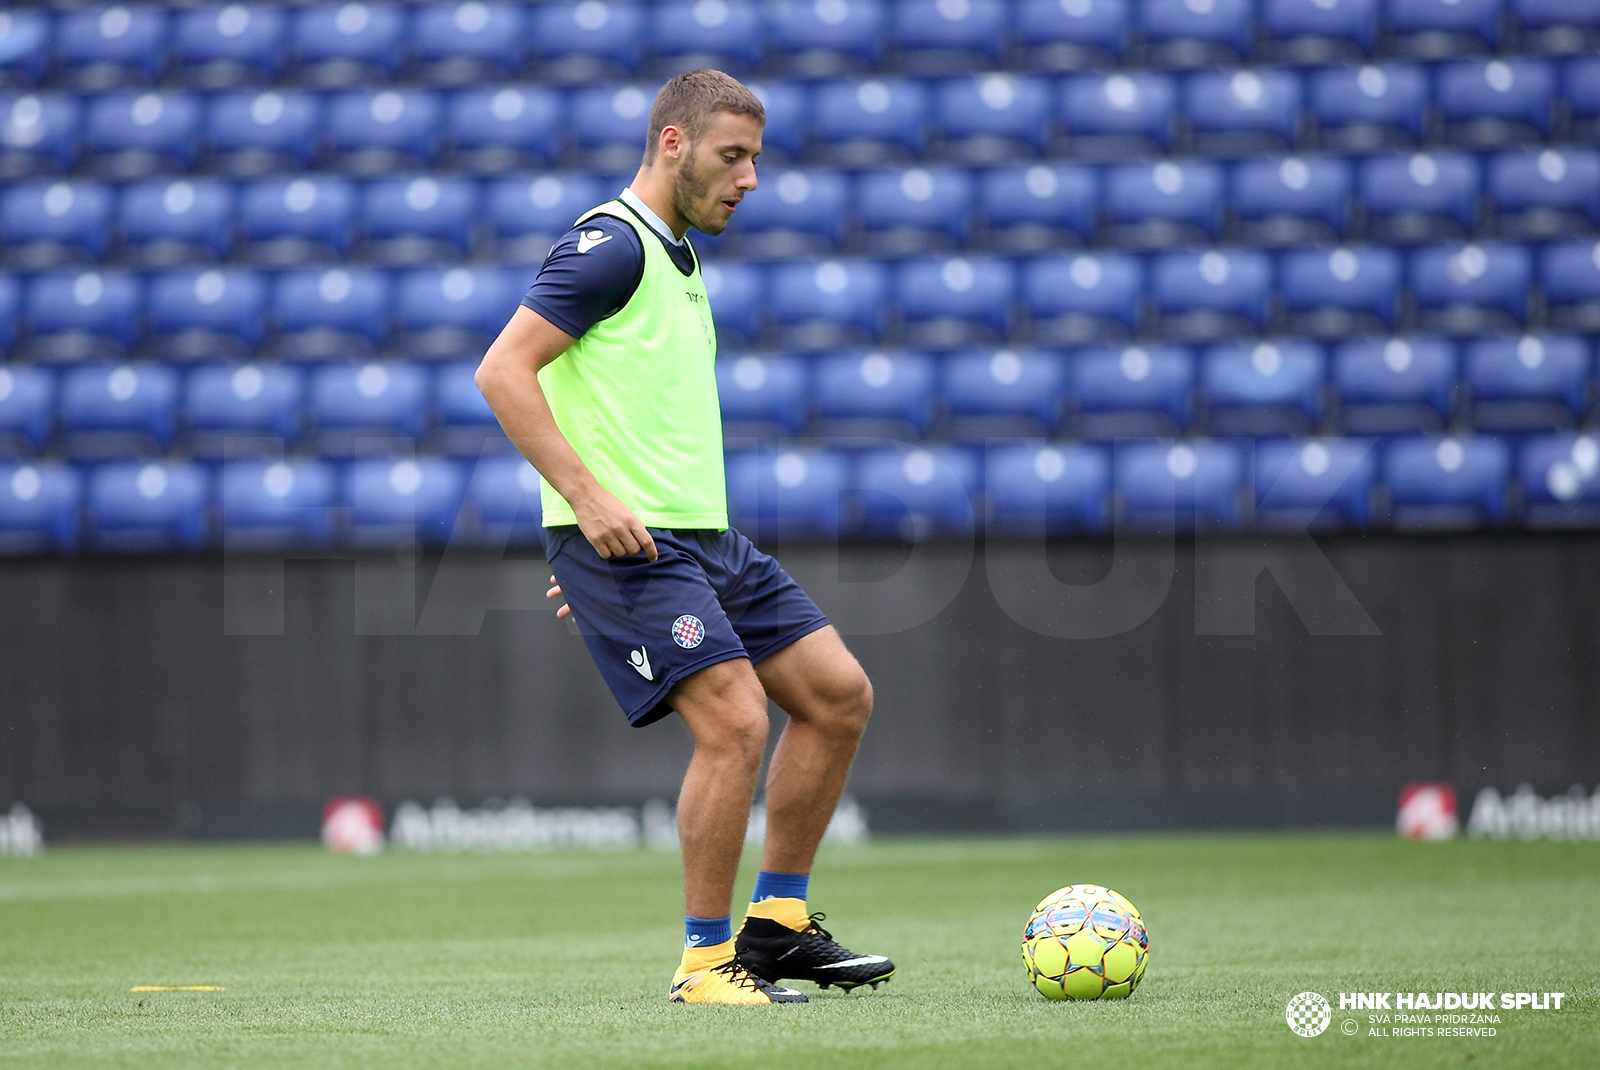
[1,833,1594,1069]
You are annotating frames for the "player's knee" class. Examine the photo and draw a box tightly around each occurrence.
[682,664,769,762]
[711,702,769,765]
[822,667,873,741]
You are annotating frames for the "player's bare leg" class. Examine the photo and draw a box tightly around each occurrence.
[666,658,805,1003]
[753,626,873,873]
[671,657,769,916]
[735,626,893,991]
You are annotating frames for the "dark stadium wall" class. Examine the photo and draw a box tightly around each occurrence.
[2,534,1598,841]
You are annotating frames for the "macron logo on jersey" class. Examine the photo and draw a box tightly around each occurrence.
[577,229,613,253]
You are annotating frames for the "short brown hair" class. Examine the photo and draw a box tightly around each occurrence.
[645,69,766,161]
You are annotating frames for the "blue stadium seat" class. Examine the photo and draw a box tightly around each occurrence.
[1358,151,1479,238]
[183,361,305,454]
[531,1,646,78]
[1103,158,1225,243]
[856,166,972,251]
[1514,0,1600,33]
[361,175,478,263]
[568,84,653,160]
[174,4,287,87]
[1254,437,1375,528]
[0,11,52,86]
[204,89,322,173]
[1307,63,1428,147]
[219,459,337,548]
[87,461,209,551]
[1022,252,1143,340]
[725,168,850,252]
[2,180,114,267]
[309,360,431,453]
[1387,0,1502,52]
[814,350,936,435]
[891,0,1008,66]
[701,261,766,344]
[464,453,542,545]
[344,456,466,546]
[943,348,1068,436]
[147,268,269,359]
[1409,242,1532,328]
[985,442,1110,532]
[1150,248,1272,334]
[0,93,81,174]
[1140,0,1254,58]
[1332,336,1456,432]
[238,176,357,263]
[291,2,410,85]
[0,273,15,355]
[1565,56,1600,129]
[118,179,235,265]
[811,79,930,160]
[0,462,81,552]
[1435,59,1555,142]
[1540,239,1600,329]
[0,364,54,456]
[935,74,1053,156]
[326,89,443,171]
[766,0,886,73]
[446,86,563,169]
[767,259,890,346]
[395,266,518,353]
[58,362,179,457]
[56,5,169,88]
[725,447,849,538]
[854,445,978,538]
[1486,148,1600,235]
[434,358,506,455]
[1200,339,1325,435]
[718,353,808,438]
[1519,432,1600,526]
[1060,71,1175,154]
[1071,343,1194,434]
[273,267,391,358]
[1261,0,1378,57]
[745,81,810,159]
[651,0,765,73]
[1463,334,1590,429]
[1184,69,1302,148]
[978,163,1097,249]
[1383,435,1510,527]
[1280,245,1402,333]
[411,1,525,78]
[486,173,605,263]
[24,271,142,361]
[896,256,1015,344]
[1229,156,1352,241]
[84,91,201,176]
[1013,0,1128,64]
[1115,439,1244,530]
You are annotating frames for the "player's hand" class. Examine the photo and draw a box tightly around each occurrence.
[546,576,572,620]
[573,485,658,561]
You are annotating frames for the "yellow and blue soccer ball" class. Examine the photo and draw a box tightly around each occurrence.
[1021,884,1149,1000]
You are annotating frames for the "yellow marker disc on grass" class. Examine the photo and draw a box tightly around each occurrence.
[130,986,226,992]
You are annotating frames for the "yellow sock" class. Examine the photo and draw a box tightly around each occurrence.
[745,896,810,930]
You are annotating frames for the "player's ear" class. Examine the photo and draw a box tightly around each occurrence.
[660,124,686,162]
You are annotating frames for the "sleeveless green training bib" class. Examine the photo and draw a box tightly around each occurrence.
[536,200,727,529]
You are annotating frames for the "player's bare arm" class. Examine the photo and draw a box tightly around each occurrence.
[475,309,658,562]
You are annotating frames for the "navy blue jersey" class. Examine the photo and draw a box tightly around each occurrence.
[520,206,697,339]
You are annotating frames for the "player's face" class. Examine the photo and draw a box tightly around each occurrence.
[672,111,762,236]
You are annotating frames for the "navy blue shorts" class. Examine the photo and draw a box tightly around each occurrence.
[543,526,830,727]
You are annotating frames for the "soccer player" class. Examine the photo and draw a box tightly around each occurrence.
[475,70,893,1005]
